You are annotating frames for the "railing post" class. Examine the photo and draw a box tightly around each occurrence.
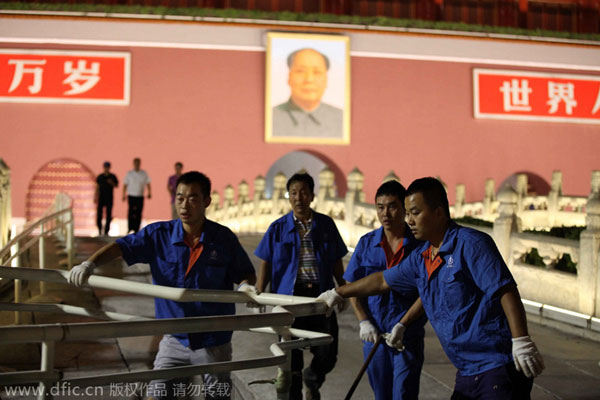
[515,173,528,214]
[454,184,465,218]
[276,334,293,400]
[483,178,496,217]
[37,340,55,400]
[316,166,335,213]
[493,185,521,267]
[548,170,562,226]
[345,168,364,246]
[578,181,600,317]
[11,240,21,325]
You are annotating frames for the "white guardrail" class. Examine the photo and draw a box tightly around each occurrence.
[0,192,74,324]
[0,266,332,400]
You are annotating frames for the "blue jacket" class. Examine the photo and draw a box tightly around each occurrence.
[344,226,426,339]
[384,222,515,375]
[117,219,255,350]
[255,211,348,295]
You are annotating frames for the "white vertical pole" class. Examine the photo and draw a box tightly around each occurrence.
[37,340,55,400]
[11,241,21,325]
[276,334,292,400]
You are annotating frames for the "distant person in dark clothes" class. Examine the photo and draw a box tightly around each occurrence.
[95,161,118,236]
[167,162,183,219]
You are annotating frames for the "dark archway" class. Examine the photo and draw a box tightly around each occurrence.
[499,171,551,196]
[26,158,96,236]
[264,150,346,198]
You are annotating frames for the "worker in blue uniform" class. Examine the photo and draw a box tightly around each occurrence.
[69,171,257,400]
[319,177,545,399]
[344,180,426,400]
[254,172,348,400]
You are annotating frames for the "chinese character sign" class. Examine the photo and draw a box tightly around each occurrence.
[0,50,130,105]
[474,68,600,124]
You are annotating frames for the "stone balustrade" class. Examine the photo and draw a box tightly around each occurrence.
[207,168,600,317]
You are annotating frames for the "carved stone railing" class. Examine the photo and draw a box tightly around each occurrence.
[452,170,598,229]
[493,183,600,317]
[209,168,600,317]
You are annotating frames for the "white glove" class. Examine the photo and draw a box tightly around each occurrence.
[238,283,266,313]
[359,320,379,343]
[68,260,95,287]
[512,336,545,378]
[384,322,406,351]
[316,289,345,317]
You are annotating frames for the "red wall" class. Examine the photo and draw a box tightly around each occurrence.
[2,41,599,222]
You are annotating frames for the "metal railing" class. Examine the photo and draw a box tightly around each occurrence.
[0,193,74,324]
[0,266,332,400]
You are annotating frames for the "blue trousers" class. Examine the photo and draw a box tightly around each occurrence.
[451,362,533,400]
[363,336,424,400]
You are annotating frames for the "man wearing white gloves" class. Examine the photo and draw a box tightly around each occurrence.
[344,180,426,400]
[254,172,348,400]
[69,171,256,400]
[319,177,544,399]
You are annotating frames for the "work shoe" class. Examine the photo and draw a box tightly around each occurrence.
[304,382,320,400]
[303,368,321,400]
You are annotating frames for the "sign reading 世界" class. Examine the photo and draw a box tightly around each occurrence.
[0,49,130,105]
[474,68,600,124]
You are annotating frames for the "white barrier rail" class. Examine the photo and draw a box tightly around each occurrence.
[0,266,331,400]
[0,193,74,324]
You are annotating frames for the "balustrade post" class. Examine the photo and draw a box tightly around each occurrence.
[483,178,495,217]
[253,175,266,216]
[382,170,399,184]
[454,184,465,218]
[273,172,288,216]
[515,173,528,214]
[590,170,600,199]
[548,170,562,226]
[317,167,334,213]
[493,185,521,266]
[578,177,600,317]
[207,190,220,220]
[238,180,249,206]
[345,168,364,245]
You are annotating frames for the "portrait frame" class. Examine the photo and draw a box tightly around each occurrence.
[265,32,351,145]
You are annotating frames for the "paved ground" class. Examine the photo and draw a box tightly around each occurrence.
[1,235,599,399]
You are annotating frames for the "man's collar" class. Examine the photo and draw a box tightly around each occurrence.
[437,221,459,255]
[372,224,415,248]
[171,219,211,245]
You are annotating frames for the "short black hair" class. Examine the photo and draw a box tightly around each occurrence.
[176,171,211,198]
[286,172,315,193]
[406,177,450,218]
[175,162,183,168]
[375,180,407,203]
[287,48,330,70]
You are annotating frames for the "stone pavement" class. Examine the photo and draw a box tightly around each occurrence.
[1,235,599,399]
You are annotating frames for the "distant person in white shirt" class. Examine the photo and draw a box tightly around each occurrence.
[123,157,151,233]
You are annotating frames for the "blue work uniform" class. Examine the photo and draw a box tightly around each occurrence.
[255,210,348,399]
[383,222,515,377]
[254,211,348,294]
[344,227,426,400]
[116,219,255,350]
